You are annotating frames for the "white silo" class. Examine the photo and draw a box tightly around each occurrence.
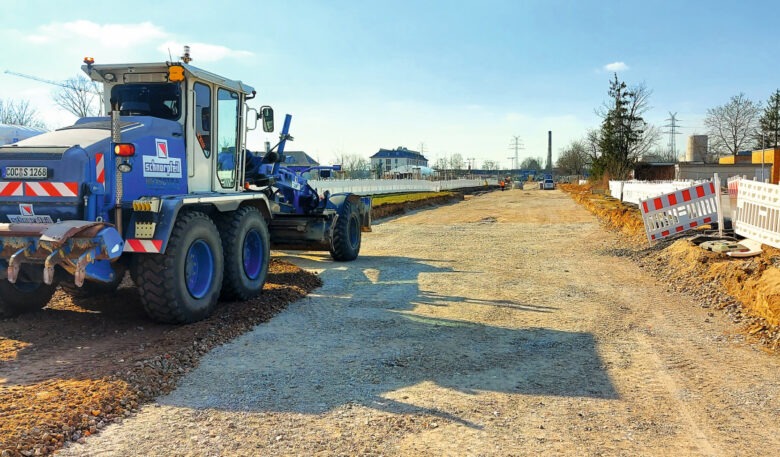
[686,135,707,162]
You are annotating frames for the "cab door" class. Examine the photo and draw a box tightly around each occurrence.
[213,87,240,192]
[187,81,213,192]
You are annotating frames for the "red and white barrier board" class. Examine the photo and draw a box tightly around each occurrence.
[727,176,740,198]
[639,181,720,242]
[734,180,780,249]
[0,181,79,197]
[123,239,163,253]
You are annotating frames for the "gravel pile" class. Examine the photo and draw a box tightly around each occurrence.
[0,259,321,457]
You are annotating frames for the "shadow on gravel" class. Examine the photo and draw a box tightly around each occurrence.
[161,253,617,429]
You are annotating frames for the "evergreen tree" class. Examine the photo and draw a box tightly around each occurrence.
[758,89,780,148]
[593,74,649,180]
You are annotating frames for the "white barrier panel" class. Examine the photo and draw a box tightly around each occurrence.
[608,181,623,199]
[610,180,700,204]
[307,178,490,196]
[639,181,719,242]
[734,180,780,249]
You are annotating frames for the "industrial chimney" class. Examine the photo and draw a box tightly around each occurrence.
[547,131,552,172]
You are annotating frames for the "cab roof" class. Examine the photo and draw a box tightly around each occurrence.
[82,62,255,95]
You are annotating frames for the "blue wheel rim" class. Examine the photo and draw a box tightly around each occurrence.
[243,229,264,280]
[185,240,214,299]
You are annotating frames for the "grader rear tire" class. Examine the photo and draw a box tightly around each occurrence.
[218,206,270,301]
[136,211,224,324]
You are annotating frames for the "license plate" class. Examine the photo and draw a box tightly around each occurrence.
[2,166,48,179]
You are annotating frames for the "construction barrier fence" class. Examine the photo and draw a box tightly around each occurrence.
[734,180,780,249]
[639,179,721,242]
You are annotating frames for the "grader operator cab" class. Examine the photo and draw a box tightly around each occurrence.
[0,56,370,323]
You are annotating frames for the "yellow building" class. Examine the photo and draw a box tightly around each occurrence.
[718,148,779,183]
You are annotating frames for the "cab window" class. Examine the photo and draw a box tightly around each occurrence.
[216,88,239,188]
[193,82,211,158]
[111,83,181,120]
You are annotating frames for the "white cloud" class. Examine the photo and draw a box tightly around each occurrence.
[157,41,254,63]
[603,61,629,72]
[26,20,167,48]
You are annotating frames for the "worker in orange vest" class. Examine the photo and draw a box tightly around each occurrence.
[499,180,505,191]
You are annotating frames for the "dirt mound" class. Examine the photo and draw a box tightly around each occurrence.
[562,183,646,242]
[0,259,321,457]
[561,183,780,350]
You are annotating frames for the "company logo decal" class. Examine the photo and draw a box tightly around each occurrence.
[8,203,53,223]
[156,139,169,158]
[143,156,182,178]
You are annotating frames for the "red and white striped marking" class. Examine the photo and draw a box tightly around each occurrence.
[123,239,163,253]
[639,181,719,242]
[96,153,105,187]
[727,176,740,198]
[0,182,23,196]
[24,182,79,197]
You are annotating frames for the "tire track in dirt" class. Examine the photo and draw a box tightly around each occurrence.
[53,188,780,456]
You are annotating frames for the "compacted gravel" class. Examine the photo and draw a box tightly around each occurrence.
[47,187,780,456]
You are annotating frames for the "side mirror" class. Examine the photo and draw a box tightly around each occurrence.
[319,170,332,178]
[261,106,274,132]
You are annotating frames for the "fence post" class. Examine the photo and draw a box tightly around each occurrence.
[714,173,723,238]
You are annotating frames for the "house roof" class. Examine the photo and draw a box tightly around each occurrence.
[370,147,428,161]
[284,150,319,167]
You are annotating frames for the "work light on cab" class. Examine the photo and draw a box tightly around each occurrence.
[114,143,135,157]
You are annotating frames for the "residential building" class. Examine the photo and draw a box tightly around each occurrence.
[370,147,428,174]
[282,150,319,174]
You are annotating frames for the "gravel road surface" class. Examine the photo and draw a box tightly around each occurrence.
[58,188,780,456]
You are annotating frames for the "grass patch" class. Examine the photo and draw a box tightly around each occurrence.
[372,191,457,206]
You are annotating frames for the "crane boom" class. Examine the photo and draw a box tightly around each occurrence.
[4,70,101,95]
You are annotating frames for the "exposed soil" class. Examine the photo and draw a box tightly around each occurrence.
[48,186,780,456]
[564,183,780,349]
[0,259,321,457]
[4,185,780,456]
[0,192,469,457]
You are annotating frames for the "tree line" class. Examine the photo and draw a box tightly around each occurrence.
[556,75,780,180]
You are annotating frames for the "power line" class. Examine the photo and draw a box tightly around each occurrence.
[663,112,683,161]
[509,135,524,169]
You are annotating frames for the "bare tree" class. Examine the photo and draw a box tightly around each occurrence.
[482,160,499,171]
[0,99,46,128]
[641,146,678,163]
[632,124,661,160]
[704,93,761,159]
[449,153,464,171]
[556,140,590,175]
[333,153,370,179]
[520,157,543,171]
[433,156,448,171]
[53,75,101,118]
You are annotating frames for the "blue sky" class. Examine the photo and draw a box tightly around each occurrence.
[1,0,779,167]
